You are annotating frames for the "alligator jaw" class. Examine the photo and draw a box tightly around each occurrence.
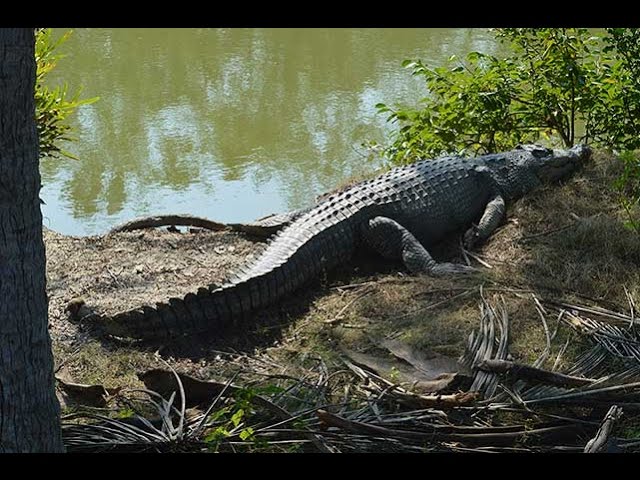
[538,144,592,183]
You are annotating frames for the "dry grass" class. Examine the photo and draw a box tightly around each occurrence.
[484,150,639,304]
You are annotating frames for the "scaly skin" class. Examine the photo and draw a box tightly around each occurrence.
[96,144,591,340]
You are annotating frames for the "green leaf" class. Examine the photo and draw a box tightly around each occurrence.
[231,408,244,427]
[204,427,229,444]
[208,406,231,422]
[115,408,135,419]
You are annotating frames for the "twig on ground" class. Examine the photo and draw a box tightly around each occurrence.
[395,289,476,320]
[462,248,494,269]
[532,294,552,368]
[460,239,472,266]
[624,285,636,330]
[477,359,595,388]
[519,224,573,242]
[105,267,124,288]
[584,405,623,453]
[325,288,373,325]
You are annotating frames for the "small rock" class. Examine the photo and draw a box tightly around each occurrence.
[214,246,226,254]
[228,246,236,253]
[134,264,144,274]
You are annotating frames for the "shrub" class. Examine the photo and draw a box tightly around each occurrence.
[377,28,640,163]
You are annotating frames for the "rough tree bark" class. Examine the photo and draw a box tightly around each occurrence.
[0,28,64,452]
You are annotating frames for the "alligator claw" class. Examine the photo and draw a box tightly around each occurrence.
[430,262,478,276]
[463,226,479,250]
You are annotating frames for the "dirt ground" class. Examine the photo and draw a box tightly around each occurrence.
[45,228,262,343]
[46,150,640,395]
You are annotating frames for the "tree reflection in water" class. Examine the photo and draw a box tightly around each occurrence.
[41,28,497,235]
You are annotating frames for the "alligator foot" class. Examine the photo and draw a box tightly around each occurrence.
[463,225,480,250]
[429,262,478,276]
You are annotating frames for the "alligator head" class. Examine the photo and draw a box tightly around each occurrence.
[485,143,592,200]
[517,143,592,183]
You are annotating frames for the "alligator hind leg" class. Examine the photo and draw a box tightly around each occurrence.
[362,216,476,276]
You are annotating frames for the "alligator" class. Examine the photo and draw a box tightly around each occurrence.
[95,144,591,340]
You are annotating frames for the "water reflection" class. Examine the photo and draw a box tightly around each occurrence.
[41,28,497,235]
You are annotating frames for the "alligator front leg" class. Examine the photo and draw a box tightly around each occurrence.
[362,216,476,276]
[463,194,506,250]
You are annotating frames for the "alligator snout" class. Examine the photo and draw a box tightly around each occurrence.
[569,143,592,161]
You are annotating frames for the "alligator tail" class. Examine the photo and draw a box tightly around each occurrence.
[97,219,356,340]
[98,268,285,340]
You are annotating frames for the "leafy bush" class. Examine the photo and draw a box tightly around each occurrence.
[377,28,640,163]
[35,28,98,159]
[376,51,527,163]
[588,28,640,150]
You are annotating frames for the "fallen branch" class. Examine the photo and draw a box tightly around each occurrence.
[525,381,640,406]
[110,213,291,238]
[462,248,494,269]
[477,359,595,388]
[110,215,230,233]
[545,299,633,326]
[584,405,623,453]
[316,409,581,447]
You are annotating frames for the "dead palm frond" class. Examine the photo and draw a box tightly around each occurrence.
[63,288,640,453]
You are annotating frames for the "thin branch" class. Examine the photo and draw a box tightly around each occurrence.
[584,405,623,453]
[477,359,595,388]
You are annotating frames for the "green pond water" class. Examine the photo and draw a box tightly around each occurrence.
[42,28,498,235]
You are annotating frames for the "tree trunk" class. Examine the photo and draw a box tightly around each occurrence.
[0,28,64,452]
